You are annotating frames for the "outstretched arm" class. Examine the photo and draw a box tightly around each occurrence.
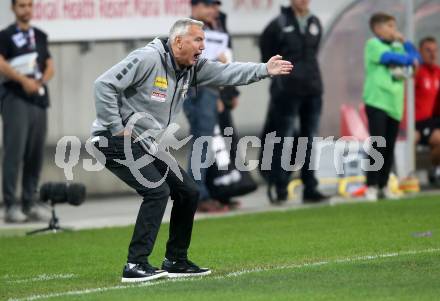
[196,55,293,87]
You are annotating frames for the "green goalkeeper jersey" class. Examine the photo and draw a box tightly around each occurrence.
[363,38,406,121]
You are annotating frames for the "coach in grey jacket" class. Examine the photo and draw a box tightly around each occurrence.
[91,18,292,283]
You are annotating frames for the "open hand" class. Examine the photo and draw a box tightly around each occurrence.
[266,55,293,76]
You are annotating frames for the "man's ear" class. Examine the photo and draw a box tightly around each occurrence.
[175,36,183,50]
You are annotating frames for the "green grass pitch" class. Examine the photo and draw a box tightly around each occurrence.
[1,195,440,301]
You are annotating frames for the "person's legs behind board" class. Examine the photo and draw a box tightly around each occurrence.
[429,120,440,164]
[298,94,328,203]
[365,105,390,201]
[377,114,399,199]
[184,88,226,212]
[263,94,298,204]
[416,117,440,183]
[428,129,440,183]
[21,104,50,221]
[217,107,242,210]
[2,93,30,223]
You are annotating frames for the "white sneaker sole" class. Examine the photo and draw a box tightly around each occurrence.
[166,270,212,278]
[121,271,168,283]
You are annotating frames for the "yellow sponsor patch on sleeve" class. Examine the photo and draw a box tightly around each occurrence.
[154,77,168,89]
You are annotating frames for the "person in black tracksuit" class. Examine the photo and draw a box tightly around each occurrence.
[259,1,327,203]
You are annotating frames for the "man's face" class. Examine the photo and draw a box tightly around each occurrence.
[177,25,205,67]
[420,41,438,65]
[291,0,310,12]
[12,0,33,24]
[375,20,397,42]
[193,3,216,25]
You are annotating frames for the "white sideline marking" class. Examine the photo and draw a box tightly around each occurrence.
[6,274,76,284]
[225,249,439,277]
[8,248,440,301]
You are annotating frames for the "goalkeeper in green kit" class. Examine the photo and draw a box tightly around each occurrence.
[363,12,420,201]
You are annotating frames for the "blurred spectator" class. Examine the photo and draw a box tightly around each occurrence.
[184,0,228,213]
[212,1,239,117]
[259,0,327,204]
[212,2,239,119]
[415,36,440,182]
[210,1,252,210]
[0,0,54,223]
[363,12,420,201]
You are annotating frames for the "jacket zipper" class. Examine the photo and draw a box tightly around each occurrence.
[167,73,184,126]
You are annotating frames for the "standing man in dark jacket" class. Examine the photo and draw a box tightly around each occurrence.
[259,0,327,203]
[0,0,54,223]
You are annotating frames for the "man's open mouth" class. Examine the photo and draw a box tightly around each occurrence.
[194,53,201,61]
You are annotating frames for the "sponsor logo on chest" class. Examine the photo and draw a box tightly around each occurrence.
[151,91,167,102]
[154,76,168,89]
[151,76,168,102]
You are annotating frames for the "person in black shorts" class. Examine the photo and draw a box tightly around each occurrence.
[415,37,440,182]
[416,118,440,146]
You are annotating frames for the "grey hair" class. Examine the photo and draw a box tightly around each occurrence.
[169,18,204,42]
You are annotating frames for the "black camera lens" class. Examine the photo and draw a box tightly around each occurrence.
[40,182,86,206]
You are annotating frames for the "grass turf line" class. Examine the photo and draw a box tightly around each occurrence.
[1,195,439,300]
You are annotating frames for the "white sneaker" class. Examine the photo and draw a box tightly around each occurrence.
[378,187,400,200]
[5,206,27,223]
[364,187,378,202]
[24,205,51,222]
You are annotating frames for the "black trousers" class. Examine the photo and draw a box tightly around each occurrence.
[365,105,400,188]
[94,132,199,264]
[2,92,47,211]
[259,94,322,193]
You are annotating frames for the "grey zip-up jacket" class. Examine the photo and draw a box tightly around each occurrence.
[91,38,269,139]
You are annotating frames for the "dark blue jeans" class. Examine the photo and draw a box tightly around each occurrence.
[184,88,218,202]
[260,94,322,193]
